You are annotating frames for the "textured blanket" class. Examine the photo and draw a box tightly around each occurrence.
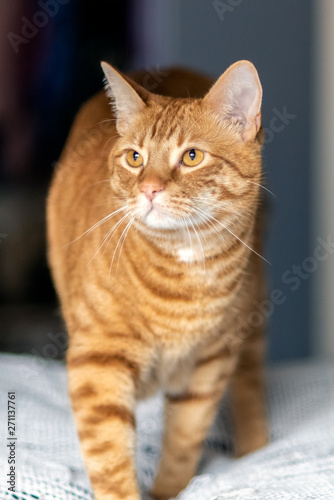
[0,353,333,500]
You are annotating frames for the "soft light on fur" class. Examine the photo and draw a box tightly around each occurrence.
[47,60,268,500]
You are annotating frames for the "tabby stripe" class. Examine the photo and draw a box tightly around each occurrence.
[67,352,140,378]
[177,131,186,147]
[97,482,133,497]
[114,152,125,160]
[150,106,168,139]
[166,123,177,140]
[195,174,250,199]
[164,105,185,140]
[174,453,193,463]
[125,249,190,300]
[72,383,97,399]
[166,391,220,403]
[195,349,229,367]
[87,441,115,455]
[152,101,183,139]
[129,263,191,301]
[219,183,252,200]
[127,251,238,302]
[84,403,135,427]
[106,331,149,344]
[78,429,96,440]
[89,458,130,477]
[211,153,255,179]
[92,476,133,496]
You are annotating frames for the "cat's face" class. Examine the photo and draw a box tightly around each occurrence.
[102,61,263,234]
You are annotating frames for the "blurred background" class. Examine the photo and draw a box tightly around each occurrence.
[0,0,333,362]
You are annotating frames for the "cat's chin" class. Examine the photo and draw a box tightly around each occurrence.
[135,199,187,230]
[143,209,186,230]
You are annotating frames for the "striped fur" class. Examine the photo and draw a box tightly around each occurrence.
[47,61,268,500]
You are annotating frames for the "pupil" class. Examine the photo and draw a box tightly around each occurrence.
[189,149,196,161]
[133,151,139,161]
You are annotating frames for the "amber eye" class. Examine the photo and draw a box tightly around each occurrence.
[126,150,144,168]
[182,149,204,167]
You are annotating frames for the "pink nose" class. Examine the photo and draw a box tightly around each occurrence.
[139,180,165,201]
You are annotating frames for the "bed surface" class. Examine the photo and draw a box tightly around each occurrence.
[0,353,333,500]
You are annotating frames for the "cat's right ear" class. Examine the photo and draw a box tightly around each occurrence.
[203,60,262,142]
[101,62,146,135]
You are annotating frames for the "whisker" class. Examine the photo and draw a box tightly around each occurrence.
[171,209,194,264]
[188,218,206,271]
[193,198,255,224]
[246,180,278,200]
[89,196,127,208]
[183,216,194,267]
[102,134,121,154]
[89,118,116,130]
[101,211,134,256]
[88,179,111,187]
[192,210,225,247]
[85,211,133,267]
[115,214,137,277]
[195,207,271,266]
[66,206,128,246]
[109,213,136,280]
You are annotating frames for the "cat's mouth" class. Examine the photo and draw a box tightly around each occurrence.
[137,194,187,230]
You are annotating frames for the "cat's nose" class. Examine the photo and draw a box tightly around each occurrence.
[139,179,165,201]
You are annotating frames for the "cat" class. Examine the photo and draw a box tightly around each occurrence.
[47,60,268,500]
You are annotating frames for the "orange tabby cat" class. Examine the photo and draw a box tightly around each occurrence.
[47,60,268,500]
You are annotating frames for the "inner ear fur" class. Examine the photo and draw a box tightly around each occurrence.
[204,60,262,142]
[101,61,150,135]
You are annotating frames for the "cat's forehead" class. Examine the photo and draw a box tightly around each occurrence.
[134,97,202,149]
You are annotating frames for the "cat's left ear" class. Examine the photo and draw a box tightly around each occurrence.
[203,60,262,142]
[101,61,146,135]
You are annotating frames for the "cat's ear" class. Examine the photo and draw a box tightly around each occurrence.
[101,62,146,135]
[204,60,262,142]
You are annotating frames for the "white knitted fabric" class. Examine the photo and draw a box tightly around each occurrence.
[0,353,334,500]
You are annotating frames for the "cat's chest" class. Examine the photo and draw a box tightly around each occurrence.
[176,247,197,263]
[133,261,242,341]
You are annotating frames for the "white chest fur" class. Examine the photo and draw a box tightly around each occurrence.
[177,247,195,263]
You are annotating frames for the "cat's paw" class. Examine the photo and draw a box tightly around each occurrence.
[235,430,269,457]
[151,484,178,500]
[151,494,173,500]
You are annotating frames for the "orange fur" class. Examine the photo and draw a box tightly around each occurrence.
[47,61,268,500]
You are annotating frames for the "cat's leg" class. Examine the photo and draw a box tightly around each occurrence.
[67,332,152,500]
[152,344,238,500]
[230,321,268,457]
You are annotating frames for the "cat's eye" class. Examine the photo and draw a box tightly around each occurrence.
[182,149,204,167]
[126,150,144,168]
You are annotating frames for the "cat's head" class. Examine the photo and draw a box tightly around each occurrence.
[101,61,263,235]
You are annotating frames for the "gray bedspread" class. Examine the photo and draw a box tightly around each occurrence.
[0,353,333,499]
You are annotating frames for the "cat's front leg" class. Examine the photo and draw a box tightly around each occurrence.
[152,345,238,500]
[67,335,151,500]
